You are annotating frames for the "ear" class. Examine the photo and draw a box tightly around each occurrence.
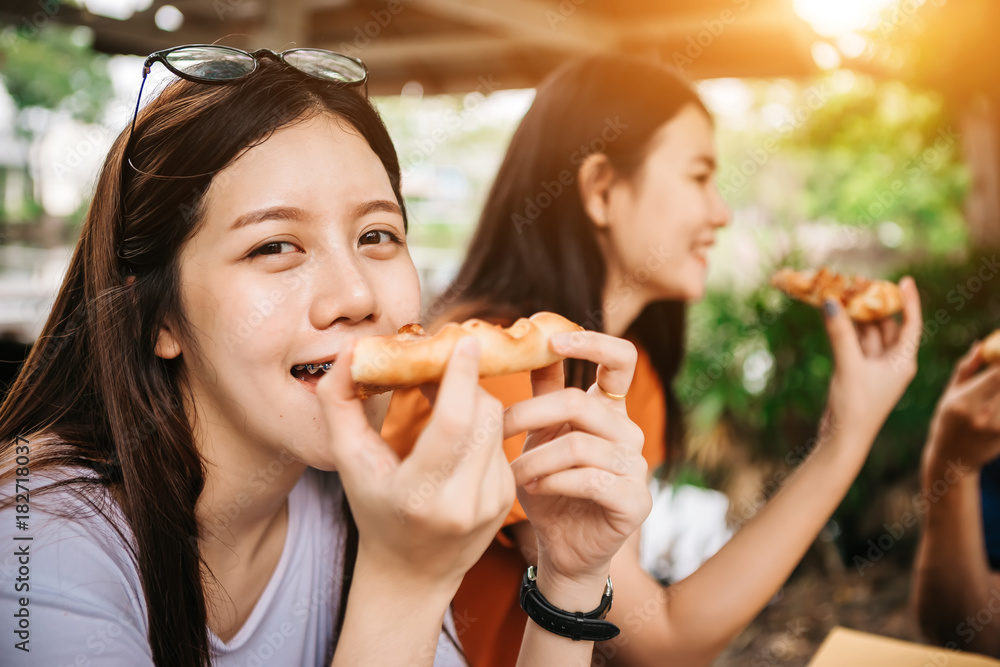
[577,153,617,230]
[154,321,182,360]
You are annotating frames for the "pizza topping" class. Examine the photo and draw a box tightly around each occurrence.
[770,267,903,322]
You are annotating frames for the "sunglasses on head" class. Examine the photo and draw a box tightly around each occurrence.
[126,44,369,138]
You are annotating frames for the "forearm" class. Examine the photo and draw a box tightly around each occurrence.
[914,463,999,654]
[331,558,458,667]
[607,426,874,666]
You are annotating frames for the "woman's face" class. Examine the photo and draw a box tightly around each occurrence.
[603,103,730,305]
[157,113,420,470]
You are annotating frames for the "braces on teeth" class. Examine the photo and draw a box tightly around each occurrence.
[294,363,332,374]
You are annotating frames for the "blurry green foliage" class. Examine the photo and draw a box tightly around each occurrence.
[0,24,112,229]
[0,24,112,124]
[715,74,969,255]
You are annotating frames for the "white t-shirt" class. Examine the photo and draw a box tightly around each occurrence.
[0,467,466,666]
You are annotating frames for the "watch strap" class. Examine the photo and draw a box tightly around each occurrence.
[519,566,620,642]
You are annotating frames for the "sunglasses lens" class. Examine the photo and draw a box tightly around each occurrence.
[282,49,367,84]
[164,46,255,81]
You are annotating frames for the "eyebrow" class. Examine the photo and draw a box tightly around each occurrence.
[229,206,307,231]
[693,155,717,169]
[228,199,402,231]
[351,199,403,219]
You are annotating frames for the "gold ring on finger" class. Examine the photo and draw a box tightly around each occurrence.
[597,384,627,401]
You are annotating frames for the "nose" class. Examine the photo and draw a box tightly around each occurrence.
[308,249,381,330]
[710,185,731,228]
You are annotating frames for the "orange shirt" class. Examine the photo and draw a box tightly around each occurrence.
[381,345,667,667]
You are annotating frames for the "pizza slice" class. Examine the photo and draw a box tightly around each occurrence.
[770,267,903,322]
[350,311,585,398]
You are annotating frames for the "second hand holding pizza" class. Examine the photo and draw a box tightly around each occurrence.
[819,276,922,449]
[504,331,651,613]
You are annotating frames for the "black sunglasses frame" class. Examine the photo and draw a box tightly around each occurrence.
[126,44,369,138]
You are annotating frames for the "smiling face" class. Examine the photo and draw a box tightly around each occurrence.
[155,113,419,470]
[603,103,730,305]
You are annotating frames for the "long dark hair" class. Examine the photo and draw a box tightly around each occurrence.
[437,55,707,463]
[0,57,404,666]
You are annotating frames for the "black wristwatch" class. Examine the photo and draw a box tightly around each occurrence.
[519,565,620,641]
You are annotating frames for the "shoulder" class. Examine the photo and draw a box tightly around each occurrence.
[0,470,151,662]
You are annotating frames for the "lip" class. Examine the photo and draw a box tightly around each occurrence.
[692,243,714,264]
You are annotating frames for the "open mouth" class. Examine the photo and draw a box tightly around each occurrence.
[290,359,335,385]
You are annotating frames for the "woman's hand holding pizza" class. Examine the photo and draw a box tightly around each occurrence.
[504,331,651,610]
[821,276,922,446]
[923,340,1000,477]
[317,338,514,597]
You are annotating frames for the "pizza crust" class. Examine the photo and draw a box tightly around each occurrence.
[770,267,903,322]
[350,311,585,398]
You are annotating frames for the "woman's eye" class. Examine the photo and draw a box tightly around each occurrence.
[693,173,712,184]
[250,241,299,257]
[359,230,402,246]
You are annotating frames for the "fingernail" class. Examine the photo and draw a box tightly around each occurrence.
[524,479,538,493]
[823,299,839,318]
[456,336,479,357]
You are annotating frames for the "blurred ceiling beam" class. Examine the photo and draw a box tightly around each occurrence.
[408,0,614,54]
[4,0,820,91]
[252,0,308,50]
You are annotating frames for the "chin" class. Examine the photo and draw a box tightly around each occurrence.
[686,283,708,303]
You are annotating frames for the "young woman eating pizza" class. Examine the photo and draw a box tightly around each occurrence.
[0,46,652,666]
[381,54,924,666]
